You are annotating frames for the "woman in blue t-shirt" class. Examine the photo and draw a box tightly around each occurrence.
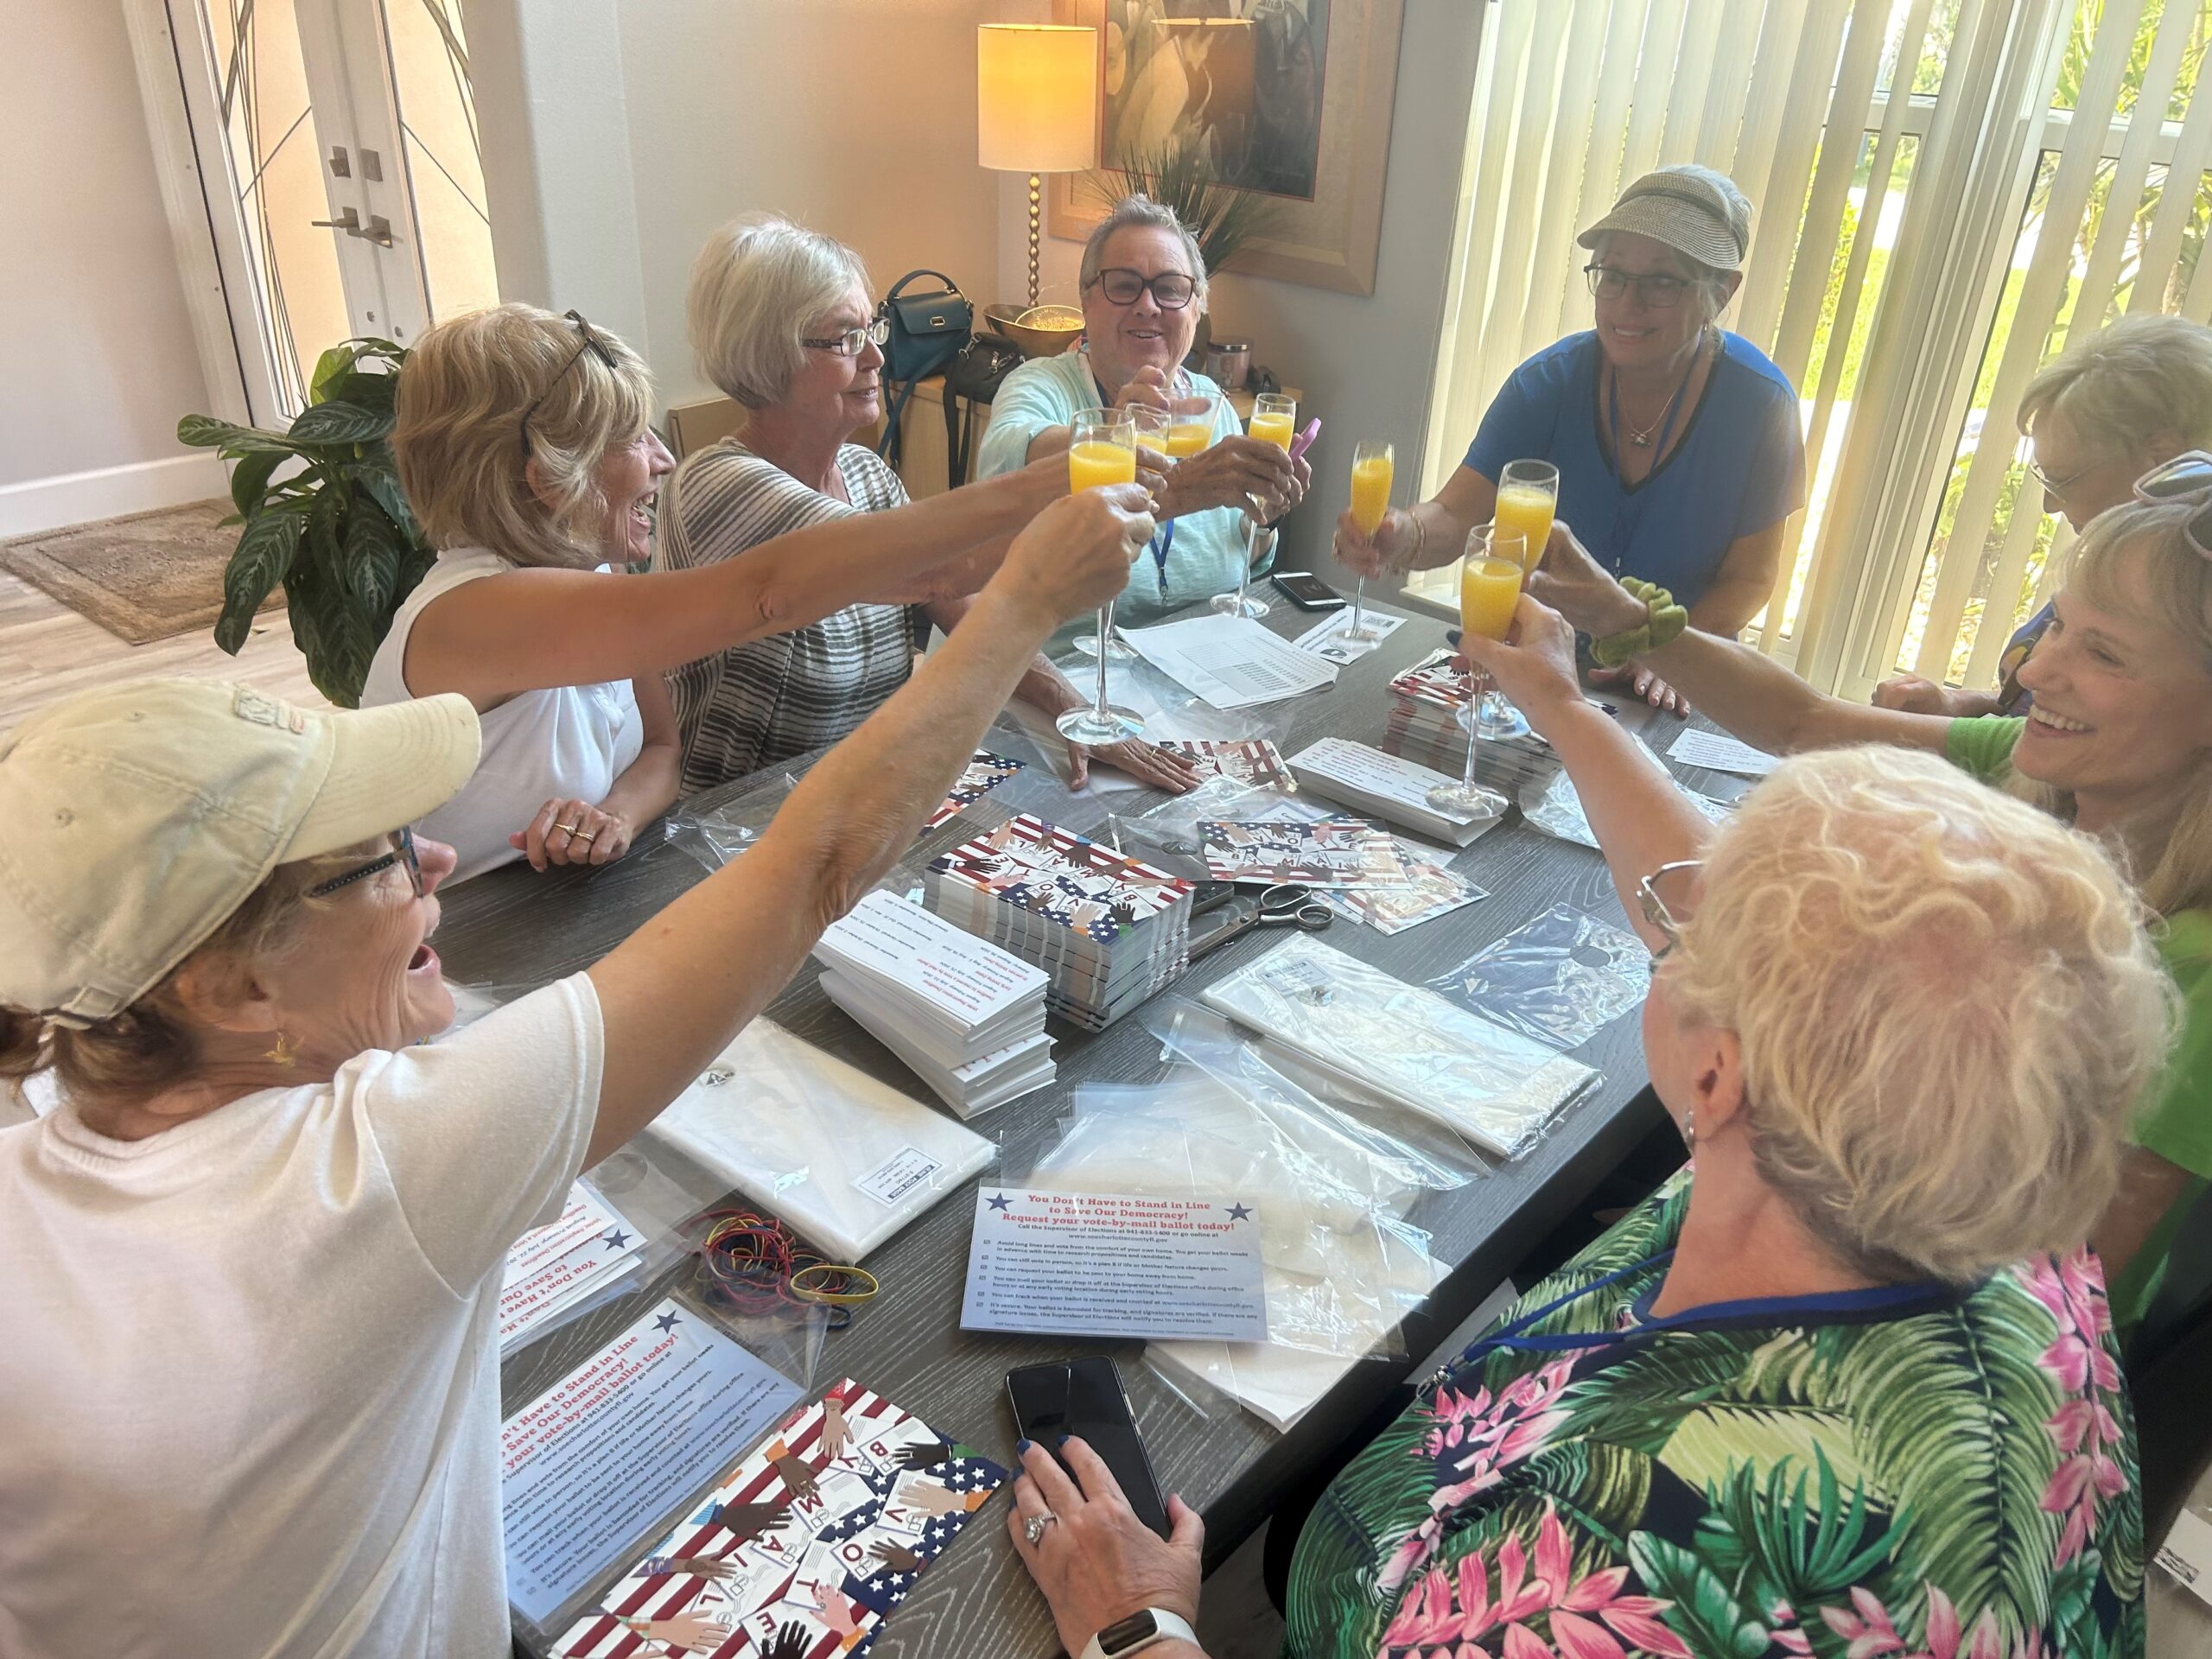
[1338,164,1805,713]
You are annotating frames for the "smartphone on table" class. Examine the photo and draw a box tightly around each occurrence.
[1271,571,1344,610]
[1006,1356,1172,1538]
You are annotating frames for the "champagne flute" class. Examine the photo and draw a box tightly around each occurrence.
[1074,405,1166,660]
[1212,391,1296,619]
[1426,524,1524,818]
[1471,459,1558,739]
[1058,409,1147,747]
[1338,439,1395,655]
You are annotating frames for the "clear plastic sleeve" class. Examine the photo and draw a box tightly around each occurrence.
[1198,935,1602,1160]
[496,1177,686,1359]
[1014,1073,1443,1363]
[1427,902,1651,1052]
[645,1017,995,1262]
[1520,769,1736,851]
[661,772,799,874]
[1110,772,1330,875]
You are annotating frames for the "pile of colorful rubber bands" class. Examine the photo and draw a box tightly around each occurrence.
[692,1207,878,1329]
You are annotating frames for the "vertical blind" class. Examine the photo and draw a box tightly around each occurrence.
[1424,0,2212,699]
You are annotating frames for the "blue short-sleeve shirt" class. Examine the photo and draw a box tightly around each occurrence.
[1462,331,1806,608]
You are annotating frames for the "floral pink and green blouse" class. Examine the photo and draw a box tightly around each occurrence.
[1284,1171,2143,1659]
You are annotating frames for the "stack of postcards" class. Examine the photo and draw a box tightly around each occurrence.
[925,815,1194,1030]
[812,891,1055,1117]
[1382,650,1558,796]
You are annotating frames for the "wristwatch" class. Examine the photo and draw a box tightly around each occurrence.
[1081,1608,1200,1659]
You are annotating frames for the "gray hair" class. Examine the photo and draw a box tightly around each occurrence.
[2018,313,2212,461]
[1079,195,1209,308]
[688,214,872,410]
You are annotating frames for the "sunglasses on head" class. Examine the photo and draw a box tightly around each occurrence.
[2131,449,2212,557]
[518,310,617,459]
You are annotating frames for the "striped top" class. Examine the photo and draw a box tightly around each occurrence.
[657,439,928,793]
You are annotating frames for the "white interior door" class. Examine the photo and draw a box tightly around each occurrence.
[134,0,498,425]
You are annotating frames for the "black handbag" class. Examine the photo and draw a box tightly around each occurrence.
[941,337,1026,492]
[874,270,972,468]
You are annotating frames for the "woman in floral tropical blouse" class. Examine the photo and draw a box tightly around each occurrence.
[1001,598,2174,1659]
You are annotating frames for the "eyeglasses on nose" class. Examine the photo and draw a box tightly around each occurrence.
[308,825,424,899]
[801,318,891,357]
[1093,268,1198,310]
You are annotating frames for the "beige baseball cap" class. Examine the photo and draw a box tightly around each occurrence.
[1579,164,1751,273]
[0,680,480,1025]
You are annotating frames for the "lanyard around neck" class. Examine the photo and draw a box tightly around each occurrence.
[1606,330,1707,474]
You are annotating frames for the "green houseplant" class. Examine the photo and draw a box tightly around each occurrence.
[1090,130,1284,283]
[178,337,435,708]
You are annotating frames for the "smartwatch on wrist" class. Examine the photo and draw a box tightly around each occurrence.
[1081,1607,1200,1659]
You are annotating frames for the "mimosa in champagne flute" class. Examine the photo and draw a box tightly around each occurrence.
[1468,459,1559,740]
[1338,440,1395,654]
[1425,524,1523,818]
[1058,410,1147,746]
[1075,405,1167,660]
[1213,391,1296,618]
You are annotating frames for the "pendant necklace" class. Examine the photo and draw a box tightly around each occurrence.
[1609,327,1711,453]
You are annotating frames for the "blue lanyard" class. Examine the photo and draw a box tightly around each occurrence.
[1441,1250,1961,1375]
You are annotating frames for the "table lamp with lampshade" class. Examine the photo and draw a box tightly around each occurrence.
[977,22,1098,312]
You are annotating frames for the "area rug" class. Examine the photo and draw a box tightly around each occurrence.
[0,499,274,645]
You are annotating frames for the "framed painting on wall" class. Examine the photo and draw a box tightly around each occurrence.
[1046,0,1404,296]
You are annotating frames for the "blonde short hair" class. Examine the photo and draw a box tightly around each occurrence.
[689,215,871,410]
[392,304,655,569]
[2016,498,2212,916]
[1664,746,2177,1285]
[2018,313,2212,459]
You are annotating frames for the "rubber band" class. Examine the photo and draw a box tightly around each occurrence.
[691,1207,879,1329]
[787,1263,880,1306]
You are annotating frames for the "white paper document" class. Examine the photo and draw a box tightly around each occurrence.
[1667,729,1782,776]
[960,1187,1269,1342]
[500,1298,802,1628]
[2158,1509,2212,1606]
[1291,605,1408,662]
[1123,613,1338,709]
[814,890,1047,1034]
[498,1184,648,1351]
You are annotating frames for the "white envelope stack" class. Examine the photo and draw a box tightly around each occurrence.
[813,890,1056,1117]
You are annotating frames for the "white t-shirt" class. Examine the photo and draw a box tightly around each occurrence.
[361,550,645,882]
[0,974,603,1659]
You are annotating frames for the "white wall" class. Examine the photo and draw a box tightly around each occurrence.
[0,0,220,533]
[470,0,1002,414]
[995,0,1485,582]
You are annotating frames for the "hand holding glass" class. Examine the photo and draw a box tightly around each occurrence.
[1058,410,1147,747]
[1425,524,1524,819]
[1213,391,1296,619]
[1076,407,1168,660]
[1467,460,1557,739]
[1338,441,1394,653]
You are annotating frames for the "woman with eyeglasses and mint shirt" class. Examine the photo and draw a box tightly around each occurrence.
[658,214,1197,798]
[975,194,1313,632]
[362,299,1088,880]
[1337,165,1805,715]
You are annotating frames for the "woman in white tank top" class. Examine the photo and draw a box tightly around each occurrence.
[361,302,1078,880]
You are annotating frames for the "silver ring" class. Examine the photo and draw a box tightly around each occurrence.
[1024,1511,1058,1547]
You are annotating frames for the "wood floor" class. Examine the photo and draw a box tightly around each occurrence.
[0,569,327,731]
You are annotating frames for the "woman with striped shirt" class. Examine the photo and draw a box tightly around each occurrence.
[658,214,1198,796]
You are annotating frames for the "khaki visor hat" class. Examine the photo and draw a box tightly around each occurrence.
[0,680,480,1025]
[1579,165,1751,274]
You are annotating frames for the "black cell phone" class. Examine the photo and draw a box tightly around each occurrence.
[1006,1357,1171,1538]
[1271,571,1344,610]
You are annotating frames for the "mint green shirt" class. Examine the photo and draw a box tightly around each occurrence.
[974,351,1265,626]
[1948,715,2212,1329]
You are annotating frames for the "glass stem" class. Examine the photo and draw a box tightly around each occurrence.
[1464,682,1481,791]
[1351,575,1367,636]
[1095,600,1115,715]
[1239,514,1258,611]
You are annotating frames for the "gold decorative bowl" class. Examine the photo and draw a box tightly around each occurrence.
[983,302,1084,359]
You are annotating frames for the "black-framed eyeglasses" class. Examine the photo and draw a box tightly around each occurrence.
[2133,448,2212,558]
[308,826,424,899]
[1092,268,1198,310]
[1585,264,1691,308]
[518,310,616,458]
[801,318,890,357]
[1637,858,1703,961]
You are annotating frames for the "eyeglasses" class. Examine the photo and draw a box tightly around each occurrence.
[518,310,616,459]
[1637,858,1703,960]
[1092,268,1198,310]
[308,826,424,899]
[1584,264,1692,309]
[801,318,890,357]
[2133,448,2212,557]
[2026,454,2098,496]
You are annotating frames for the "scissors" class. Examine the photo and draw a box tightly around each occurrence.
[1187,882,1334,961]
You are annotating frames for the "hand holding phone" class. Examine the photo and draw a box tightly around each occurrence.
[1288,417,1323,463]
[1007,1357,1171,1538]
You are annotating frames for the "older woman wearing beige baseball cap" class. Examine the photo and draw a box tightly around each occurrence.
[1337,162,1807,715]
[0,479,1154,1657]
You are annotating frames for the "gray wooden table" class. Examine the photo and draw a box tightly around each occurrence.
[452,601,1740,1656]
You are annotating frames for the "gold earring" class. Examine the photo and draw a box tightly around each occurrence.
[264,1031,299,1068]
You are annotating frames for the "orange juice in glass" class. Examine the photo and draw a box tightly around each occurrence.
[1493,459,1559,572]
[1339,440,1395,652]
[1167,414,1214,456]
[1068,437,1138,493]
[1460,552,1523,640]
[1248,401,1296,451]
[1059,410,1146,744]
[1426,524,1523,819]
[1131,404,1170,458]
[1213,393,1296,618]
